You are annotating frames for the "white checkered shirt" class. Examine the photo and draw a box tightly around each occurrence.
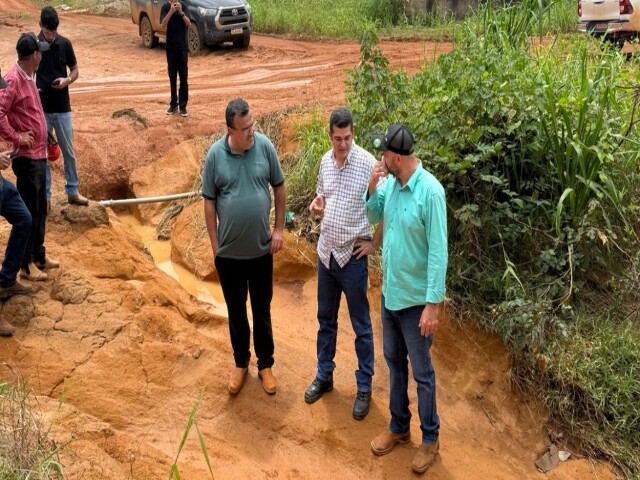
[316,142,377,269]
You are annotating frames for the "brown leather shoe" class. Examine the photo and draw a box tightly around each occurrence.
[228,367,248,395]
[20,263,48,281]
[258,368,277,395]
[0,280,33,299]
[411,440,440,473]
[371,430,411,456]
[36,257,60,270]
[0,318,16,337]
[68,193,89,206]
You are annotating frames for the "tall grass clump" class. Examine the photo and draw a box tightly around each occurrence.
[169,388,215,480]
[284,112,331,212]
[0,375,65,479]
[546,315,640,479]
[337,0,640,472]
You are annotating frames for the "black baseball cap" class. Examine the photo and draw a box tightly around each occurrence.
[372,124,415,156]
[16,32,50,58]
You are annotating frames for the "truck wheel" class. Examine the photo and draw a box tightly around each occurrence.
[140,16,158,49]
[234,35,250,49]
[188,23,202,55]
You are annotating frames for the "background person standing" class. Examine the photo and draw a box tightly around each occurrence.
[161,0,190,117]
[37,6,89,207]
[202,98,285,396]
[0,69,33,337]
[0,33,58,282]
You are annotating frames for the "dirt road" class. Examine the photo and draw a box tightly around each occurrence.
[0,2,617,479]
[0,1,447,200]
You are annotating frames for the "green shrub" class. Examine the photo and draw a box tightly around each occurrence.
[342,10,640,474]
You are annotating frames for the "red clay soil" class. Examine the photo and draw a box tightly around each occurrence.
[0,1,617,479]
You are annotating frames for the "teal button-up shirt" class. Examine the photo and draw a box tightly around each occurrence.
[364,164,447,311]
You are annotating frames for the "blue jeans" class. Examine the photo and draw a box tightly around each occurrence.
[316,254,374,392]
[0,177,32,287]
[45,112,79,198]
[381,295,439,445]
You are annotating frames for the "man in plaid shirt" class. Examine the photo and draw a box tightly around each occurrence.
[304,108,382,420]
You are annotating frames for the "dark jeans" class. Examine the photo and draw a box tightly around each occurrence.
[316,254,374,392]
[0,177,32,287]
[12,158,47,267]
[166,48,188,109]
[215,253,274,370]
[381,295,439,445]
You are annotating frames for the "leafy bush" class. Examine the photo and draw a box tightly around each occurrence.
[342,4,640,474]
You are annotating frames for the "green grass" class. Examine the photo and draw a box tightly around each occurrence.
[546,313,640,479]
[250,0,578,41]
[0,377,65,479]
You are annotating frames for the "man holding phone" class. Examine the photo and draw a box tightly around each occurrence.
[37,6,89,207]
[161,0,191,117]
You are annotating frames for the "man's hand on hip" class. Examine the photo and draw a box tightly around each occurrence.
[353,238,376,259]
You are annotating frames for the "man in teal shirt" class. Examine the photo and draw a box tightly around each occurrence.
[202,99,285,397]
[364,124,447,474]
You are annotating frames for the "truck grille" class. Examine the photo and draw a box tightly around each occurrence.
[219,6,249,25]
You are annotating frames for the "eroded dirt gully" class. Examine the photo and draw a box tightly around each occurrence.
[0,1,617,479]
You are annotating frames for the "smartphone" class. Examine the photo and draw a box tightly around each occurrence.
[8,149,19,159]
[51,79,61,86]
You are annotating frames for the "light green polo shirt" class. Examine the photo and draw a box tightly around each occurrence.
[201,132,284,259]
[364,164,447,311]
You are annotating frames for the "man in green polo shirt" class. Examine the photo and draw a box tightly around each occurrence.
[201,98,285,396]
[364,124,447,474]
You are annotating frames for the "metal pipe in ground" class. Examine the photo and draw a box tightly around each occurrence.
[99,192,200,207]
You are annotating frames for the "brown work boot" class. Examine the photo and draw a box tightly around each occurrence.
[68,193,89,206]
[258,368,277,395]
[0,280,33,299]
[371,430,411,456]
[20,262,48,281]
[35,257,60,270]
[411,440,440,474]
[0,318,16,337]
[228,367,248,395]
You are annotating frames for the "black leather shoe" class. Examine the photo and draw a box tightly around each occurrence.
[353,391,371,420]
[304,377,333,404]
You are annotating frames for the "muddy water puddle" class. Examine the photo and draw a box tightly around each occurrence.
[118,213,226,310]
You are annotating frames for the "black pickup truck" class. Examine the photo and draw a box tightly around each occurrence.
[130,0,252,54]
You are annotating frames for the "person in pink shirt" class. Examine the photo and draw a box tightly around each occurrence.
[0,66,34,337]
[0,32,59,283]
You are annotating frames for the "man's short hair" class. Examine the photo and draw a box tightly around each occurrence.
[329,108,353,134]
[40,6,60,31]
[225,99,250,128]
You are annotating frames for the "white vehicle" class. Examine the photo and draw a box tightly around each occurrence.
[577,0,640,48]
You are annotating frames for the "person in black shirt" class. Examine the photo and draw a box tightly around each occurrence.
[161,0,191,117]
[37,6,89,207]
